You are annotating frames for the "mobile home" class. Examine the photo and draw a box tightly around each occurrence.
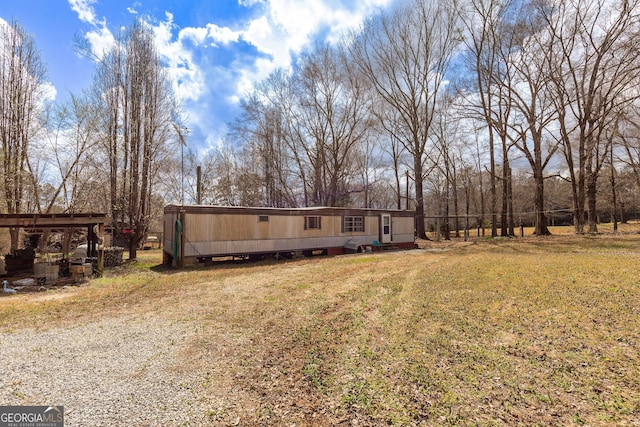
[163,205,416,267]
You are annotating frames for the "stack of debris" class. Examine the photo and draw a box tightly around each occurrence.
[4,248,35,276]
[103,247,124,267]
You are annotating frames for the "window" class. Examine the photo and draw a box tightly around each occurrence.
[304,216,321,230]
[258,215,269,222]
[343,216,364,232]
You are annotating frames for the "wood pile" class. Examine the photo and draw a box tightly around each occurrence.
[103,247,124,267]
[4,248,35,275]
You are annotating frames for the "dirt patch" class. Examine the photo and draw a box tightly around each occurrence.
[415,238,476,251]
[19,286,84,302]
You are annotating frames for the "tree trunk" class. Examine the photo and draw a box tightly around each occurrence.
[586,173,598,233]
[574,168,586,234]
[452,171,460,238]
[129,237,137,260]
[507,163,515,236]
[501,134,509,236]
[533,171,551,236]
[489,132,498,237]
[414,159,427,239]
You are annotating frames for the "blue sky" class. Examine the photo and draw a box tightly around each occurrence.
[0,0,393,153]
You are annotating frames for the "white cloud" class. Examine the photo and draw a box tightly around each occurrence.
[206,23,242,46]
[0,19,58,102]
[67,0,394,150]
[153,14,206,102]
[84,24,115,58]
[68,0,98,25]
[178,26,209,45]
[160,0,395,149]
[238,0,264,6]
[266,0,391,47]
[41,82,57,103]
[68,0,115,58]
[242,0,393,72]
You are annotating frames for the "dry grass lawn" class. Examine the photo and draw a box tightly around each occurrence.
[1,224,640,426]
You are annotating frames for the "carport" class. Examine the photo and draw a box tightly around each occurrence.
[0,212,108,277]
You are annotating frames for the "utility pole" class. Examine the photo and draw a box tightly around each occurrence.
[196,166,202,204]
[405,170,410,211]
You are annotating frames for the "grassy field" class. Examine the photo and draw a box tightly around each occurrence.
[1,225,640,425]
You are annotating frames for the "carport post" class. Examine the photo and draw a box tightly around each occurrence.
[97,222,104,277]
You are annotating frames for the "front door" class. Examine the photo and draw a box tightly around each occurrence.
[381,214,391,243]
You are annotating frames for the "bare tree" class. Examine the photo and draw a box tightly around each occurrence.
[544,0,640,233]
[619,97,640,190]
[294,43,372,207]
[23,95,106,255]
[230,90,298,207]
[350,0,462,238]
[92,19,180,258]
[351,131,384,208]
[0,20,48,251]
[369,98,412,210]
[471,128,488,235]
[432,94,464,238]
[32,94,101,214]
[460,0,510,236]
[208,139,273,207]
[500,4,560,236]
[232,68,314,207]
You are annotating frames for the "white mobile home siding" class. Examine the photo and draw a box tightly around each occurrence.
[163,205,416,266]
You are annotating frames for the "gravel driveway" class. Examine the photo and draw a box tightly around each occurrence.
[0,314,209,426]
